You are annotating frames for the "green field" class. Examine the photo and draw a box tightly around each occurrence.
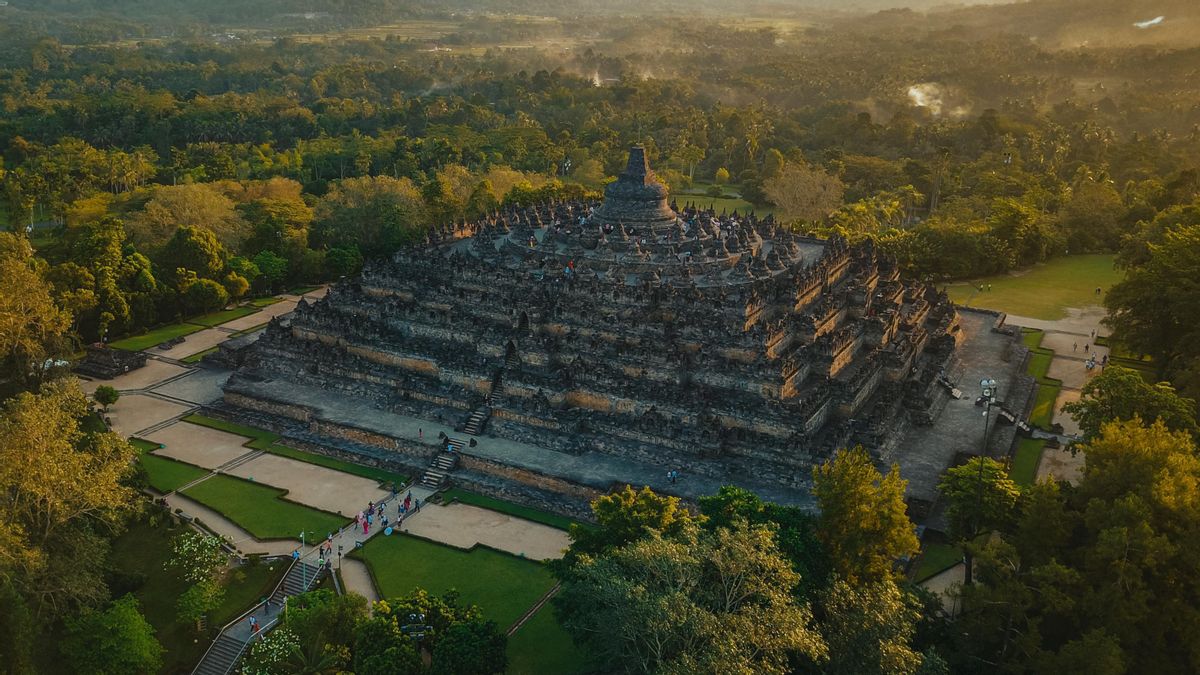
[182,414,408,487]
[1021,329,1063,429]
[108,322,206,351]
[187,306,259,327]
[946,254,1123,320]
[441,489,578,531]
[181,474,349,540]
[106,521,287,674]
[913,542,962,582]
[357,534,556,629]
[507,606,588,675]
[248,296,283,307]
[131,437,209,493]
[1011,438,1045,487]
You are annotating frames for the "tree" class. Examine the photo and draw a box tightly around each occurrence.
[431,617,508,675]
[937,457,1021,585]
[128,183,248,249]
[0,233,70,390]
[61,595,163,675]
[699,485,832,599]
[764,162,845,223]
[564,485,697,561]
[283,589,368,670]
[223,271,250,301]
[811,447,919,584]
[252,250,288,291]
[1105,224,1200,386]
[1062,366,1197,440]
[166,531,228,629]
[243,626,301,675]
[159,225,227,284]
[93,385,119,413]
[820,579,925,675]
[714,167,730,185]
[176,580,223,632]
[555,521,826,674]
[184,278,229,314]
[313,176,429,256]
[0,379,137,618]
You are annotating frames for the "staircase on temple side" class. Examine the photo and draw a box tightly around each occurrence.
[191,560,324,675]
[419,447,461,489]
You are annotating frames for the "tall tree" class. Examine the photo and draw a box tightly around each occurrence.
[0,233,70,391]
[1062,366,1197,440]
[61,594,163,675]
[811,446,919,584]
[0,379,137,618]
[764,162,845,223]
[564,485,697,561]
[555,520,827,674]
[936,457,1020,585]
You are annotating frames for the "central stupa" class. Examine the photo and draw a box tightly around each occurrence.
[587,146,678,231]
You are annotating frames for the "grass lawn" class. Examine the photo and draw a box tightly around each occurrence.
[1011,438,1045,488]
[131,437,209,493]
[288,285,321,295]
[441,488,578,531]
[108,322,206,351]
[182,474,349,540]
[913,542,963,582]
[1029,385,1060,429]
[182,414,407,487]
[182,346,218,364]
[1021,329,1062,429]
[357,534,556,628]
[248,296,283,307]
[186,306,259,327]
[106,521,287,674]
[507,606,588,675]
[945,254,1123,320]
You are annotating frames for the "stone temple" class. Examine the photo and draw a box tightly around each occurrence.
[218,147,963,517]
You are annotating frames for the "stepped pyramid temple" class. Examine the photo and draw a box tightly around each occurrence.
[220,147,964,516]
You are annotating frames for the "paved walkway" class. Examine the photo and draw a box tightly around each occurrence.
[399,502,569,560]
[1007,306,1109,485]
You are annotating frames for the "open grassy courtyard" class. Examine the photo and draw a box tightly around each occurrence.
[357,534,555,628]
[186,306,259,327]
[131,437,209,493]
[440,488,577,531]
[108,321,206,351]
[1011,438,1045,488]
[507,606,589,675]
[945,254,1123,320]
[181,473,349,540]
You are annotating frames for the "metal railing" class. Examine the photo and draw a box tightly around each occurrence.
[190,556,299,675]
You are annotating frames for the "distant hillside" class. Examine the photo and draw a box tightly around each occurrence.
[840,0,1200,48]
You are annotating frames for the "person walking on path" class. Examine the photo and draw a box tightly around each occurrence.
[362,519,369,535]
[1073,342,1078,352]
[415,498,422,512]
[249,615,259,636]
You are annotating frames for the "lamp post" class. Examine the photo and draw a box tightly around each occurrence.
[401,613,432,642]
[967,377,997,586]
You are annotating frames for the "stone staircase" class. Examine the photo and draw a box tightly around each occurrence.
[463,406,491,435]
[419,448,461,490]
[192,559,324,675]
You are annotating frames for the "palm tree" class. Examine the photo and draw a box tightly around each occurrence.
[284,641,339,674]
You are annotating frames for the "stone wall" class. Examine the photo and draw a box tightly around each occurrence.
[223,391,313,422]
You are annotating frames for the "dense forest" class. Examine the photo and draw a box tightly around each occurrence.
[3,1,1200,673]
